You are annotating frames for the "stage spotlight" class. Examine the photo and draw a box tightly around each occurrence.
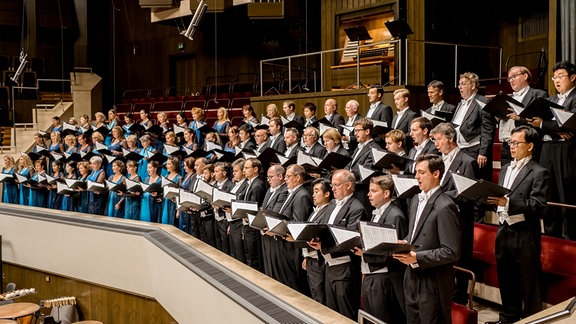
[10,50,28,84]
[181,0,208,40]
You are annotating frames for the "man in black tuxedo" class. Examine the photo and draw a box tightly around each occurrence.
[303,102,318,127]
[274,164,313,292]
[394,154,461,324]
[302,126,326,159]
[366,85,393,125]
[346,117,377,180]
[282,100,305,126]
[341,99,363,155]
[323,98,345,129]
[424,80,456,117]
[353,175,407,323]
[242,158,267,272]
[213,162,235,255]
[391,88,419,135]
[228,158,249,264]
[254,129,270,153]
[238,124,256,150]
[268,117,286,153]
[498,66,547,165]
[430,122,479,305]
[283,127,301,159]
[309,169,368,320]
[486,126,549,323]
[261,164,289,278]
[400,117,439,175]
[451,72,495,181]
[527,61,576,239]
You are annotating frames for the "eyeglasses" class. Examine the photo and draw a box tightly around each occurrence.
[551,74,569,81]
[285,174,295,179]
[507,73,523,82]
[458,82,471,87]
[353,128,366,133]
[509,141,527,147]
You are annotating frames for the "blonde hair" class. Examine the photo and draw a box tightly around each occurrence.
[217,107,230,122]
[65,134,77,146]
[91,131,104,143]
[191,107,205,120]
[19,154,33,169]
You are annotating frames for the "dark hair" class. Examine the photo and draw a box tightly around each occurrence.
[177,112,188,124]
[427,80,445,92]
[124,113,134,122]
[51,159,63,172]
[411,116,433,133]
[312,178,333,200]
[303,102,317,114]
[184,157,196,171]
[148,160,160,174]
[553,61,576,76]
[167,156,181,173]
[370,175,395,193]
[415,154,445,178]
[52,116,60,122]
[511,125,539,145]
[246,158,262,174]
[370,85,384,95]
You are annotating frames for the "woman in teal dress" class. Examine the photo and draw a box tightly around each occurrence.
[123,160,141,220]
[178,157,195,234]
[47,132,64,175]
[17,155,34,206]
[107,126,126,176]
[189,107,206,147]
[213,107,231,146]
[161,157,181,226]
[87,156,106,215]
[47,160,64,209]
[27,159,47,208]
[140,160,162,223]
[106,160,126,218]
[75,161,91,213]
[137,134,155,181]
[105,108,120,146]
[61,160,78,211]
[2,156,18,204]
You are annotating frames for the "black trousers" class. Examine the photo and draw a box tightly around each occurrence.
[229,220,246,264]
[215,218,230,255]
[306,257,326,305]
[495,222,542,323]
[325,262,358,320]
[243,225,263,272]
[362,271,406,324]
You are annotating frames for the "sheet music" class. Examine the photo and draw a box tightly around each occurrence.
[297,151,322,166]
[173,124,185,134]
[15,173,27,183]
[450,172,477,195]
[261,115,270,126]
[276,154,288,165]
[391,175,419,195]
[371,120,388,128]
[475,99,486,108]
[196,179,214,201]
[319,123,337,135]
[0,173,13,182]
[206,141,221,152]
[281,116,290,125]
[57,182,74,194]
[163,186,179,199]
[164,144,180,155]
[330,226,360,245]
[551,107,573,126]
[508,101,524,115]
[36,144,47,152]
[95,142,108,151]
[287,223,307,240]
[359,221,397,250]
[421,110,445,121]
[358,165,376,182]
[231,200,259,218]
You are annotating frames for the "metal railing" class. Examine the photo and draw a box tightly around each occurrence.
[259,39,503,94]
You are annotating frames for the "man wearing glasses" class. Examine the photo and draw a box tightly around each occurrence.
[486,126,549,324]
[527,61,576,239]
[346,117,377,180]
[451,72,495,181]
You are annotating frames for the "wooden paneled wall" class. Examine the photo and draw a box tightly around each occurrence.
[3,263,176,324]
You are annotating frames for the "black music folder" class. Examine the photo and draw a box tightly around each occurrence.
[64,178,87,190]
[518,97,561,121]
[280,116,304,130]
[122,148,144,162]
[286,222,331,242]
[551,108,576,131]
[105,180,126,192]
[451,171,510,202]
[141,182,162,194]
[482,93,524,119]
[322,226,362,255]
[0,173,14,183]
[247,212,267,231]
[125,178,143,193]
[421,110,447,128]
[372,148,412,170]
[231,200,259,219]
[391,174,420,199]
[86,180,108,194]
[344,26,372,42]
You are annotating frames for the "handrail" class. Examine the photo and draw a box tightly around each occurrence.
[259,39,503,94]
[547,202,576,210]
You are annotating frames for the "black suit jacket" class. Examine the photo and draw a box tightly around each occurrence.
[406,140,440,173]
[514,87,548,127]
[326,113,345,129]
[240,139,257,151]
[285,144,301,159]
[270,133,286,153]
[392,108,419,134]
[440,150,479,200]
[452,93,495,157]
[424,101,456,116]
[262,183,289,212]
[321,196,368,231]
[304,141,326,159]
[245,177,267,207]
[367,102,393,125]
[279,185,313,221]
[498,159,549,230]
[325,145,350,158]
[347,140,378,180]
[404,189,461,323]
[290,114,306,127]
[256,139,271,153]
[364,203,408,272]
[215,179,235,218]
[304,116,318,127]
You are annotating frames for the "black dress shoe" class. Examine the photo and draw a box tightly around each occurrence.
[484,321,501,324]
